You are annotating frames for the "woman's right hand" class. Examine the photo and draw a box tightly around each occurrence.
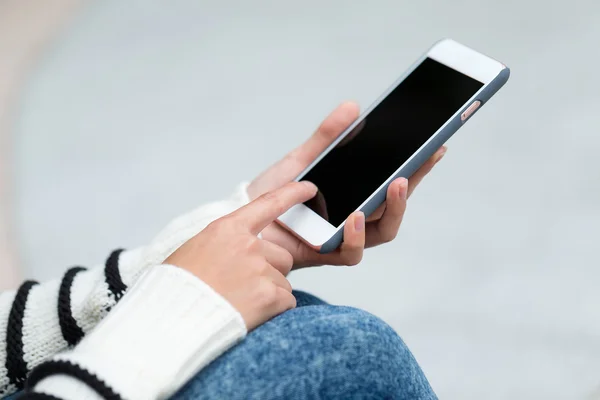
[165,181,318,331]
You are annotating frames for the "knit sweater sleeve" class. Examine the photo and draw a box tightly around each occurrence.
[24,265,247,400]
[0,183,251,398]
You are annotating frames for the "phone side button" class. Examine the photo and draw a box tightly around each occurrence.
[461,100,481,122]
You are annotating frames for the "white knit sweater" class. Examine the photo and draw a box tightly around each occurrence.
[0,184,251,399]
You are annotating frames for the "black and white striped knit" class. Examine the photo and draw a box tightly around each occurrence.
[0,184,250,399]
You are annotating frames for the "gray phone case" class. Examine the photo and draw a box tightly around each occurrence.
[297,46,510,254]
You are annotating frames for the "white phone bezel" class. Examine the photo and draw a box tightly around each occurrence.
[277,39,505,249]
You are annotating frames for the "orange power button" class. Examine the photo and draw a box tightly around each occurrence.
[461,100,481,122]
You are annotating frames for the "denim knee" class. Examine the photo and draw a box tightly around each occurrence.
[172,304,436,400]
[292,290,328,307]
[299,306,435,399]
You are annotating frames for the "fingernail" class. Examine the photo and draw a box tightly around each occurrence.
[435,147,447,164]
[301,181,318,192]
[398,179,408,200]
[354,212,365,231]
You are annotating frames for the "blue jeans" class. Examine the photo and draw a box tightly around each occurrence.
[9,292,435,400]
[172,291,436,400]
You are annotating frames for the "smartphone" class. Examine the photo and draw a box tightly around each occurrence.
[277,38,510,253]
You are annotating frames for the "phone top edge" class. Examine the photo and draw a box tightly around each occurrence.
[428,38,506,83]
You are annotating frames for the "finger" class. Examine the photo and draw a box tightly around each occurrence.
[289,102,360,165]
[337,212,366,266]
[305,211,366,267]
[407,146,447,198]
[263,265,293,293]
[261,240,294,276]
[365,178,407,248]
[336,118,366,147]
[368,148,445,221]
[271,287,297,316]
[366,202,386,222]
[312,189,329,220]
[235,181,318,234]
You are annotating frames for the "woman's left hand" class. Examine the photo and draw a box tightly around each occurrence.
[247,102,447,270]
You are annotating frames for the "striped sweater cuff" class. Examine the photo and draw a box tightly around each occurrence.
[28,264,247,400]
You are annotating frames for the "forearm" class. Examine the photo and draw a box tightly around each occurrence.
[0,183,251,398]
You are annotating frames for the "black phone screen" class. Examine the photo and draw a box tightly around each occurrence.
[301,57,483,226]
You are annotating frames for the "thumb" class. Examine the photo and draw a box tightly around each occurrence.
[292,102,360,165]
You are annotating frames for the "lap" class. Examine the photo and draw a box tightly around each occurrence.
[172,291,436,400]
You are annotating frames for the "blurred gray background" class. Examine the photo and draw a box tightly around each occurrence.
[5,0,600,398]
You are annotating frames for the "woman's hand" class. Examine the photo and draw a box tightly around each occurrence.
[247,102,446,269]
[165,182,317,331]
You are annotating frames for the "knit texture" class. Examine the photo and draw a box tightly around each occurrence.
[0,292,16,396]
[7,280,38,389]
[57,267,87,347]
[0,183,250,399]
[26,360,122,400]
[32,265,247,400]
[18,392,64,400]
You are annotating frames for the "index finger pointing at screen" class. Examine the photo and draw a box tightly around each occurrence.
[235,181,318,234]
